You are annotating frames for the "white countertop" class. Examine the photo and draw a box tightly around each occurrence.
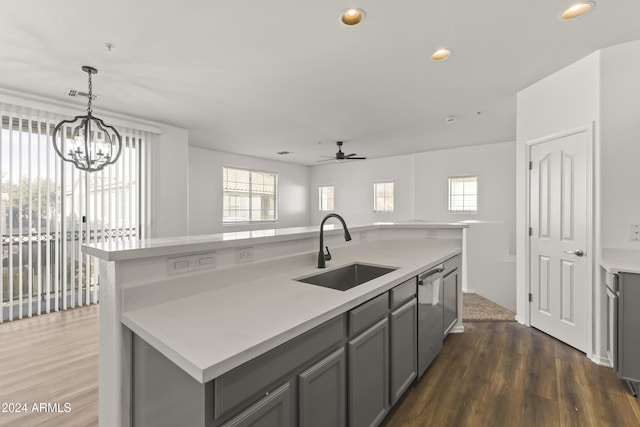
[82,222,467,261]
[601,248,640,274]
[122,239,461,383]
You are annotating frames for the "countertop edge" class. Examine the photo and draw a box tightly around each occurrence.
[82,222,468,261]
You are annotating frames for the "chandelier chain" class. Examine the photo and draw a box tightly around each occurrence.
[87,71,93,114]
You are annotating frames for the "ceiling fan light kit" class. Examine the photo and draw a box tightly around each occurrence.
[52,65,123,173]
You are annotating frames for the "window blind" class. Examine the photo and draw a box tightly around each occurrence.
[0,102,150,322]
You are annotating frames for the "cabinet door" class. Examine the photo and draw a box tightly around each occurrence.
[348,318,389,427]
[443,270,458,336]
[619,273,640,385]
[606,286,617,369]
[221,382,291,427]
[390,298,417,405]
[298,348,346,427]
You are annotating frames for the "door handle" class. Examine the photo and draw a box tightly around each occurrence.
[564,249,585,257]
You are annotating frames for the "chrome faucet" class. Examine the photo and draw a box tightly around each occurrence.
[318,213,352,268]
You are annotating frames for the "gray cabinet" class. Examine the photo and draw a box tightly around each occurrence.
[389,298,417,405]
[348,318,389,427]
[618,273,640,395]
[298,348,346,427]
[131,263,455,427]
[221,382,291,427]
[443,255,461,336]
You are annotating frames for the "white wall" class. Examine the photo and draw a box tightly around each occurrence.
[309,155,415,226]
[413,142,516,250]
[515,51,601,355]
[600,39,640,249]
[413,142,517,310]
[151,125,189,238]
[188,147,310,235]
[310,142,517,310]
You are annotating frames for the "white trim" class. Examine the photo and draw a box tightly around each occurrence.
[0,88,163,134]
[525,123,595,359]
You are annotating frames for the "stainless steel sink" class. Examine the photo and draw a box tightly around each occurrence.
[296,263,398,291]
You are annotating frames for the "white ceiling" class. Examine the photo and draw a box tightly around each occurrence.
[1,1,640,165]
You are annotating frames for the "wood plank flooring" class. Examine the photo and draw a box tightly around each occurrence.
[1,307,638,426]
[383,322,640,427]
[0,305,98,427]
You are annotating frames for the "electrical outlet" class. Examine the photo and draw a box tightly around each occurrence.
[236,247,255,263]
[168,256,193,275]
[426,230,438,239]
[195,252,217,270]
[630,224,640,241]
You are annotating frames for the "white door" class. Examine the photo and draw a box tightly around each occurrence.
[529,129,589,352]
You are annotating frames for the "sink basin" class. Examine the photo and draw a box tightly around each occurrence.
[296,263,398,291]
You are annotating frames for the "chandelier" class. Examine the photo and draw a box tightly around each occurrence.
[52,66,122,172]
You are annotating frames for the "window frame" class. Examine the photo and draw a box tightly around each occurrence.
[318,185,335,212]
[448,175,478,214]
[373,181,394,213]
[222,166,278,224]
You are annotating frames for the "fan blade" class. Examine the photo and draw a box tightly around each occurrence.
[344,153,358,157]
[316,158,335,162]
[345,157,366,160]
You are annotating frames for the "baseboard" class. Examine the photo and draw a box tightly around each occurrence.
[450,325,465,333]
[590,354,613,368]
[514,314,528,325]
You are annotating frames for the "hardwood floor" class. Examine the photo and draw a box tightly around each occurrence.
[383,322,640,427]
[0,308,638,426]
[0,305,98,427]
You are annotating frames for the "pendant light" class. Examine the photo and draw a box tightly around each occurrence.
[52,66,122,172]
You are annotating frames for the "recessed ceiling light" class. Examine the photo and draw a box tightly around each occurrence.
[341,8,365,26]
[277,151,291,155]
[560,2,595,20]
[446,116,456,123]
[431,48,452,61]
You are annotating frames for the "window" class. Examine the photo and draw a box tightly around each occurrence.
[318,185,334,212]
[223,167,277,223]
[373,181,394,212]
[448,176,477,214]
[1,102,150,321]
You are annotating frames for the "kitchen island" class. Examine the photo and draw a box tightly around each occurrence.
[83,222,468,427]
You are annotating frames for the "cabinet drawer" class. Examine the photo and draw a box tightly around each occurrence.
[443,253,461,277]
[349,292,389,337]
[214,315,345,419]
[390,277,417,309]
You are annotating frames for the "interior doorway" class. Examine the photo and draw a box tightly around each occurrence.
[527,125,593,353]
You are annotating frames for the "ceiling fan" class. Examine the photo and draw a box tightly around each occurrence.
[318,141,367,162]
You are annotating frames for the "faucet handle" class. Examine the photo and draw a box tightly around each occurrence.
[324,246,332,261]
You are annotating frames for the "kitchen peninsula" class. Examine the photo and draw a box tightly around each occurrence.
[83,222,468,427]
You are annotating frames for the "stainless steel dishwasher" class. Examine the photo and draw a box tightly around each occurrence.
[417,264,444,377]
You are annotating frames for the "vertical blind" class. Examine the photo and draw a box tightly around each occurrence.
[0,102,150,322]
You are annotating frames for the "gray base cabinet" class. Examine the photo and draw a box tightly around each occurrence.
[131,262,460,427]
[221,382,291,427]
[443,255,461,336]
[348,318,389,427]
[390,298,417,405]
[298,348,346,427]
[618,273,640,395]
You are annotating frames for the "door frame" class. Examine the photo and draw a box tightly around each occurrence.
[524,123,595,358]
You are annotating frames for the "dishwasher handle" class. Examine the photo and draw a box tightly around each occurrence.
[418,265,444,284]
